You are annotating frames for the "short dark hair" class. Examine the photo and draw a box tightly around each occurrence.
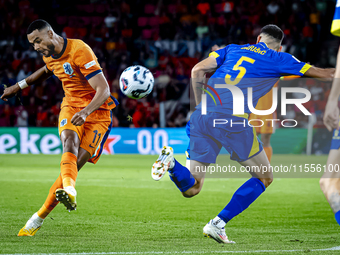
[260,24,284,43]
[27,19,51,34]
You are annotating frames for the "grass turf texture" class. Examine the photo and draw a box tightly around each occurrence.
[0,154,338,255]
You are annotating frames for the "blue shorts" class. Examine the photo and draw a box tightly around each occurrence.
[186,110,263,163]
[330,129,340,150]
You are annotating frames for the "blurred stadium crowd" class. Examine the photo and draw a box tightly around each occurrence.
[0,0,338,128]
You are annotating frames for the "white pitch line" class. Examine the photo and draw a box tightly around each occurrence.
[2,246,340,255]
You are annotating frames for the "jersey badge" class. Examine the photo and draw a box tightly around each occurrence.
[60,118,67,127]
[63,62,76,78]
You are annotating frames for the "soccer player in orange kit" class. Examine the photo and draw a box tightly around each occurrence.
[248,83,277,162]
[1,19,118,236]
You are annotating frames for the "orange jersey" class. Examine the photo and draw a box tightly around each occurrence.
[249,81,278,134]
[254,81,278,111]
[43,38,117,110]
[249,76,301,134]
[254,75,301,110]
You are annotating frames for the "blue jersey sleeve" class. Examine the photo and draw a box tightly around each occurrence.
[332,1,340,36]
[277,53,311,76]
[209,46,229,68]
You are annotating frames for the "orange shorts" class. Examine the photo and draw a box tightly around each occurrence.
[58,106,112,164]
[249,112,277,134]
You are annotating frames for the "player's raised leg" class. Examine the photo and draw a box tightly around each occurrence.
[320,148,340,225]
[152,146,207,196]
[152,146,236,244]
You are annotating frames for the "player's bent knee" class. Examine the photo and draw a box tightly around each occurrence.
[63,136,78,148]
[182,188,200,198]
[259,177,273,188]
[61,130,80,154]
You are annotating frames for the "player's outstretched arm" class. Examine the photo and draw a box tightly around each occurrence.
[304,66,335,79]
[71,72,110,126]
[324,47,340,131]
[0,65,53,101]
[191,56,218,105]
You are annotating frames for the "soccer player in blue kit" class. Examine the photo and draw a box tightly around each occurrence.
[320,1,340,226]
[152,25,334,243]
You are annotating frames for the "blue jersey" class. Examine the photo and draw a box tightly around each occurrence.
[330,127,340,150]
[331,0,340,36]
[197,42,311,115]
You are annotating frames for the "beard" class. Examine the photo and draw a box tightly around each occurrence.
[44,43,55,57]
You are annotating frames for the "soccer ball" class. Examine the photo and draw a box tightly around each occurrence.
[119,65,154,99]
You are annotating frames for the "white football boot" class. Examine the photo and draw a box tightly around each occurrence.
[18,212,44,236]
[203,220,235,244]
[151,146,175,180]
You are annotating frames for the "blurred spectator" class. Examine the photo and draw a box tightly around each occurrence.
[0,104,11,126]
[222,1,234,13]
[145,51,158,70]
[196,20,209,39]
[197,2,210,15]
[310,82,323,101]
[173,112,187,127]
[12,51,22,72]
[132,103,147,127]
[50,102,61,126]
[27,97,37,126]
[15,105,28,127]
[0,0,336,129]
[104,13,118,28]
[17,63,32,82]
[36,105,48,127]
[267,1,280,15]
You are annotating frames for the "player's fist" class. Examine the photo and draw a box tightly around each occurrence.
[0,84,20,102]
[71,110,88,126]
[323,100,339,131]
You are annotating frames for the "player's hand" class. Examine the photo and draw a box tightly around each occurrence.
[323,100,339,131]
[71,110,88,126]
[0,84,20,102]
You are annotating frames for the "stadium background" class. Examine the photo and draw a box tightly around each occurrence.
[1,1,340,254]
[0,0,339,155]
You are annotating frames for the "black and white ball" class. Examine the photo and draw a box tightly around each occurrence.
[119,65,154,99]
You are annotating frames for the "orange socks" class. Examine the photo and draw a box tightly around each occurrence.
[37,174,63,219]
[60,152,78,188]
[263,146,273,163]
[36,152,78,219]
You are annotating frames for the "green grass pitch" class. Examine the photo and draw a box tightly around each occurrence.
[0,154,339,255]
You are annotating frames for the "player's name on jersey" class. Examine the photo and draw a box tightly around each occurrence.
[240,45,266,55]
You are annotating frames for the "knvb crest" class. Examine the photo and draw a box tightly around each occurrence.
[63,62,75,77]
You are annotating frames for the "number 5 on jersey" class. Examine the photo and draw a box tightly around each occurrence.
[225,56,255,85]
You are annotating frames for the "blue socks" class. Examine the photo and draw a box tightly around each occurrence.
[218,178,266,223]
[168,161,266,224]
[169,159,195,192]
[335,210,340,226]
